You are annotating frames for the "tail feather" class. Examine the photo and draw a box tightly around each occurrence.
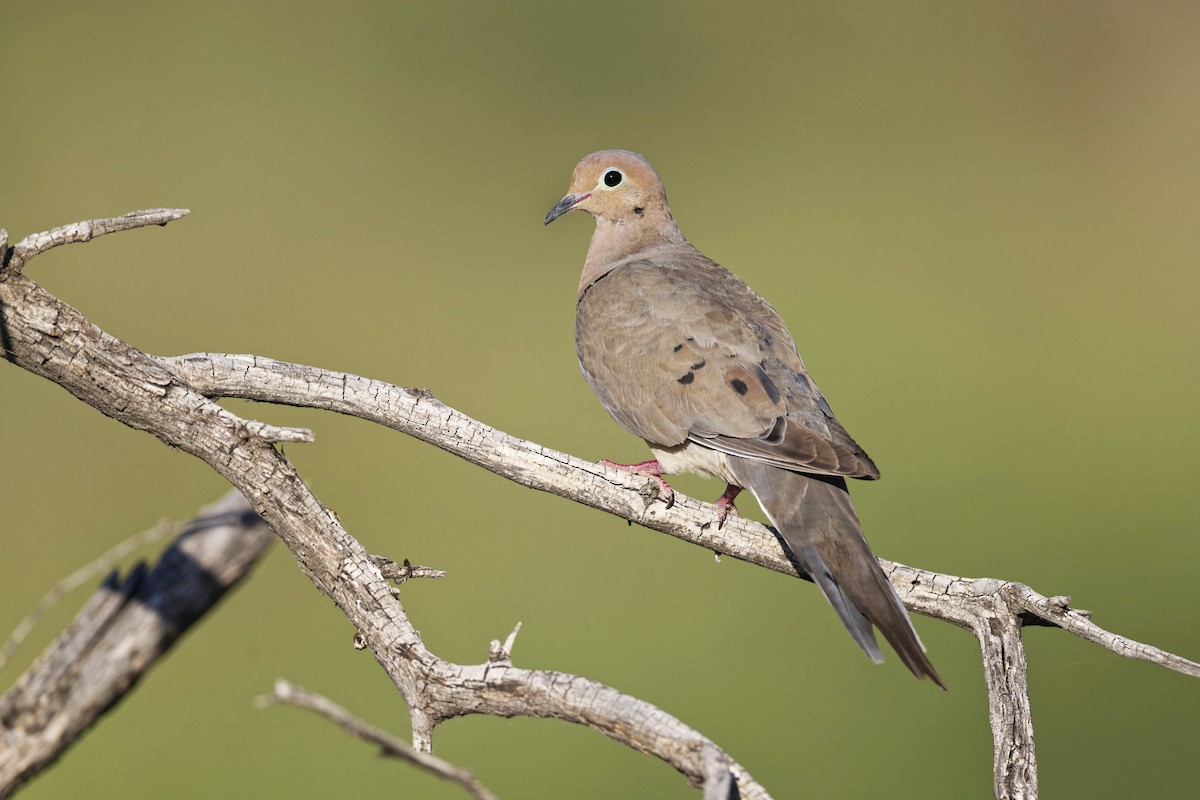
[789,543,884,664]
[730,457,946,690]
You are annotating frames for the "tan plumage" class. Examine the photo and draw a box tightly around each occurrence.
[547,150,943,688]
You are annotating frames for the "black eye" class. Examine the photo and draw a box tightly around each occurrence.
[603,169,623,187]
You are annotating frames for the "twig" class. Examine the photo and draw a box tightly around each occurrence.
[260,680,499,800]
[371,555,447,584]
[488,622,522,665]
[1011,584,1200,677]
[2,208,188,276]
[241,419,315,443]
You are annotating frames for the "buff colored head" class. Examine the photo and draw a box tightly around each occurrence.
[545,150,671,226]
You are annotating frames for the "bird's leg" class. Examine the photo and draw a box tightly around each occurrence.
[599,458,675,508]
[714,484,743,529]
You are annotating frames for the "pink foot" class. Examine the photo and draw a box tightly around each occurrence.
[600,458,675,508]
[714,484,743,529]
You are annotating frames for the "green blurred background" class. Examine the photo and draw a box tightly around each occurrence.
[2,1,1198,797]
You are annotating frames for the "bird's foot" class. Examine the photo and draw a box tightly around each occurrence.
[600,458,675,509]
[714,484,743,529]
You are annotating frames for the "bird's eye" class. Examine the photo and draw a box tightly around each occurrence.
[603,169,623,188]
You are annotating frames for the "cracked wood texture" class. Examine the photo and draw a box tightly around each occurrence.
[157,357,1200,800]
[0,218,764,800]
[3,215,1198,800]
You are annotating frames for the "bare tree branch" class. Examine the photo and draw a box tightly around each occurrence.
[0,213,771,799]
[970,586,1038,798]
[1,208,188,276]
[3,213,1196,799]
[0,491,273,799]
[157,353,1200,800]
[259,680,499,800]
[1011,585,1199,676]
[158,351,1200,678]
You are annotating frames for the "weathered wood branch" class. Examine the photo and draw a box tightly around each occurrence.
[260,680,499,800]
[2,212,1196,800]
[158,349,1200,675]
[0,491,273,799]
[0,212,765,799]
[156,352,1200,800]
[0,209,187,277]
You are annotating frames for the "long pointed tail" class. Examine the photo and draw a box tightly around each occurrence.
[730,458,945,689]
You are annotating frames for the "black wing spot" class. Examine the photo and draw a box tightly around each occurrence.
[691,358,706,370]
[754,365,782,404]
[730,378,748,395]
[634,206,645,215]
[678,372,696,385]
[673,343,684,352]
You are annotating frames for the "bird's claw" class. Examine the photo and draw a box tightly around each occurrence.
[714,484,743,529]
[658,480,676,509]
[600,458,675,509]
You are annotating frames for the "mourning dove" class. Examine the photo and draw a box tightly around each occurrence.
[546,150,944,688]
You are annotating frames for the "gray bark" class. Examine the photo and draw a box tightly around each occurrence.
[3,211,1197,800]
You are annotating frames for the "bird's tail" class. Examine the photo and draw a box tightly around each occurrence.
[730,458,945,689]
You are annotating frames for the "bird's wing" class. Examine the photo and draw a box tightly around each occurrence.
[575,246,878,479]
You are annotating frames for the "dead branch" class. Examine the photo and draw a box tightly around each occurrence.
[259,680,499,800]
[1,209,188,277]
[2,212,1196,800]
[0,212,767,799]
[0,491,273,799]
[156,352,1200,800]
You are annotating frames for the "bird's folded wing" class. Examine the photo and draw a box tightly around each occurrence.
[692,417,879,479]
[577,252,878,479]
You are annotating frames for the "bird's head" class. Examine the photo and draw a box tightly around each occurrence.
[545,150,670,226]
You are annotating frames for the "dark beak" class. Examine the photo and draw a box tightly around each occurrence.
[544,192,589,225]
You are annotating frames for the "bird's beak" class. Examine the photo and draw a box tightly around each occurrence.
[544,192,590,225]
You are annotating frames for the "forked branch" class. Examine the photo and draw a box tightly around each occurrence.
[2,212,1196,800]
[156,353,1199,800]
[0,211,760,799]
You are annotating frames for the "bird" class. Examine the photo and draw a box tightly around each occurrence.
[545,149,944,688]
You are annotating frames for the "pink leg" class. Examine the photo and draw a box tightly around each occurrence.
[714,484,743,529]
[600,458,675,508]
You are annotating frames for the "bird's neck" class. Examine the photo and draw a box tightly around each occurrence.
[577,213,686,300]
